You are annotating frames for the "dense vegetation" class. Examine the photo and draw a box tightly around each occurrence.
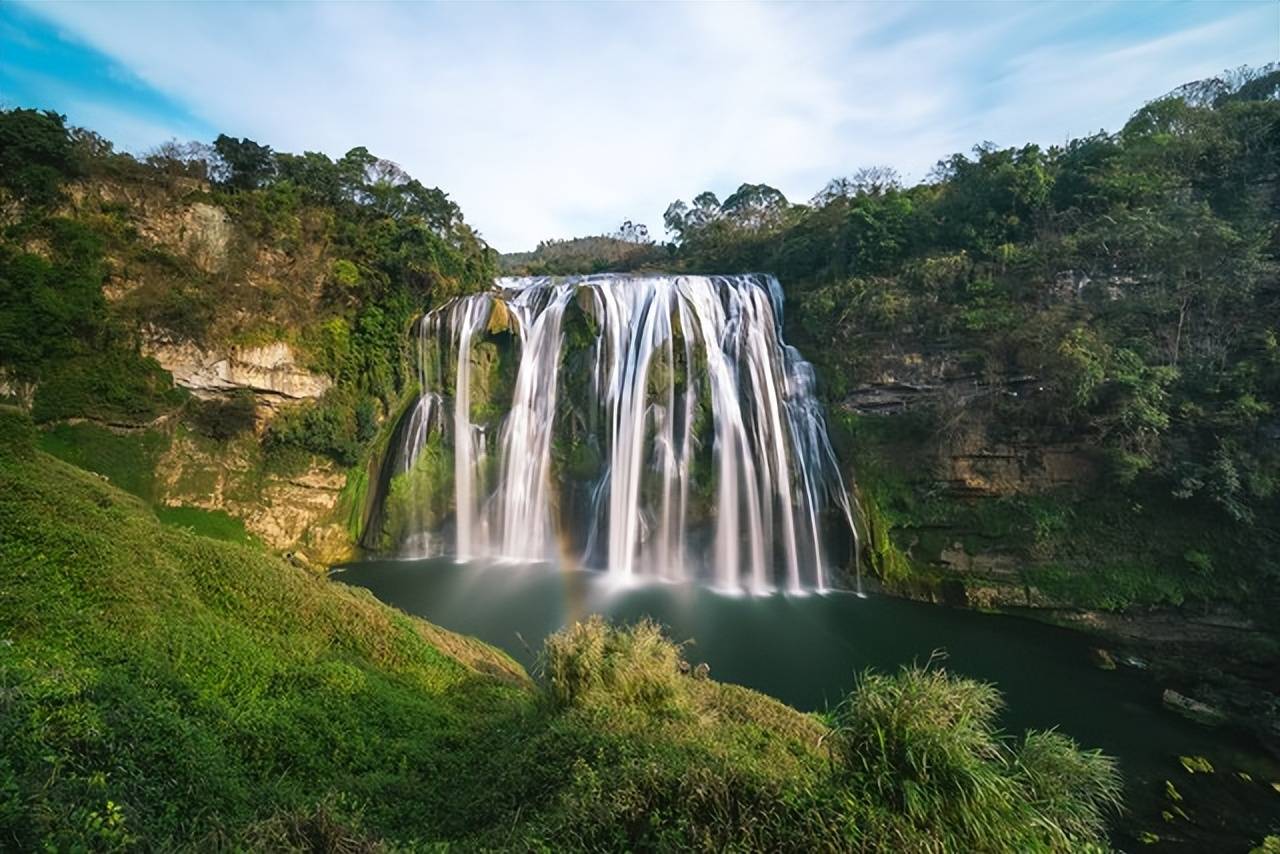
[1,63,1277,853]
[0,108,495,470]
[0,409,1122,850]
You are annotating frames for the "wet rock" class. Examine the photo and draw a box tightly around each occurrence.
[1163,689,1227,726]
[1090,647,1117,670]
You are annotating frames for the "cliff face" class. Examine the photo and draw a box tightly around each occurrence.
[20,175,364,562]
[827,343,1280,754]
[154,427,351,561]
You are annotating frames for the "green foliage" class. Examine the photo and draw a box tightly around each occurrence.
[860,488,915,583]
[1028,562,1190,611]
[645,65,1280,608]
[339,388,420,545]
[502,232,668,275]
[379,431,453,548]
[0,221,106,380]
[331,258,360,288]
[212,134,277,190]
[539,616,687,713]
[37,422,170,500]
[0,447,526,850]
[30,350,183,425]
[187,390,257,441]
[831,662,1122,851]
[0,108,77,207]
[0,407,35,459]
[0,106,496,504]
[0,210,187,424]
[229,179,302,244]
[264,393,368,469]
[152,504,257,545]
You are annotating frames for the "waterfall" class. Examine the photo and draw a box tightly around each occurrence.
[383,274,858,593]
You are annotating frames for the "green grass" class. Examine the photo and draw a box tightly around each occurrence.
[37,421,170,501]
[37,421,260,547]
[152,505,258,545]
[0,408,1123,851]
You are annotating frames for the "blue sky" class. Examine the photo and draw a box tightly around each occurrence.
[1,1,1276,251]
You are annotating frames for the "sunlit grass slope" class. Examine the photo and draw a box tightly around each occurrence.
[0,408,1120,851]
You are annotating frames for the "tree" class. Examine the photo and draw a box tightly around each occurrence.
[663,192,723,243]
[276,150,342,204]
[211,134,277,190]
[933,143,1052,254]
[145,139,216,180]
[811,166,901,205]
[612,220,651,244]
[0,109,76,206]
[721,183,790,230]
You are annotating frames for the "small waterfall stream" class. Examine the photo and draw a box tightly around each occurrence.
[380,274,858,593]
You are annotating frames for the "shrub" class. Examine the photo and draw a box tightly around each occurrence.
[263,395,362,468]
[0,407,35,459]
[539,616,687,713]
[187,390,257,440]
[1015,729,1122,845]
[830,660,1122,851]
[832,662,1014,823]
[30,350,184,424]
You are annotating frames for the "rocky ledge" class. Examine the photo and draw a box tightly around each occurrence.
[143,337,330,405]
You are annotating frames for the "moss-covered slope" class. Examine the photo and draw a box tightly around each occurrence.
[0,410,529,848]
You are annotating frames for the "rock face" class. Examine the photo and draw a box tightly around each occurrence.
[144,338,331,404]
[156,430,353,564]
[45,176,354,564]
[141,201,232,274]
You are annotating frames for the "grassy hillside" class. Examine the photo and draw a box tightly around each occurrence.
[0,408,1120,851]
[0,410,530,848]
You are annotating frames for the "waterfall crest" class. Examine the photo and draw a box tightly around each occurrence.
[381,274,857,593]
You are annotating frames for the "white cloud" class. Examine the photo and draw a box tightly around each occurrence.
[18,0,1278,250]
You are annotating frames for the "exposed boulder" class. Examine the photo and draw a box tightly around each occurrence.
[1163,689,1228,726]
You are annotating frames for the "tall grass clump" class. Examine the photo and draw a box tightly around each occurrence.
[538,615,687,712]
[830,660,1122,852]
[1015,730,1124,846]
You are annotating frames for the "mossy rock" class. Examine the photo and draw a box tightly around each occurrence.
[379,433,455,548]
[487,298,513,335]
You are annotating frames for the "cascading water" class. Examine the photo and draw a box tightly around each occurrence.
[378,274,859,593]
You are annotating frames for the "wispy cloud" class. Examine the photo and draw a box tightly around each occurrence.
[7,1,1277,250]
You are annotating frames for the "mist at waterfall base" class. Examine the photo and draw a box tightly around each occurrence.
[368,274,858,593]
